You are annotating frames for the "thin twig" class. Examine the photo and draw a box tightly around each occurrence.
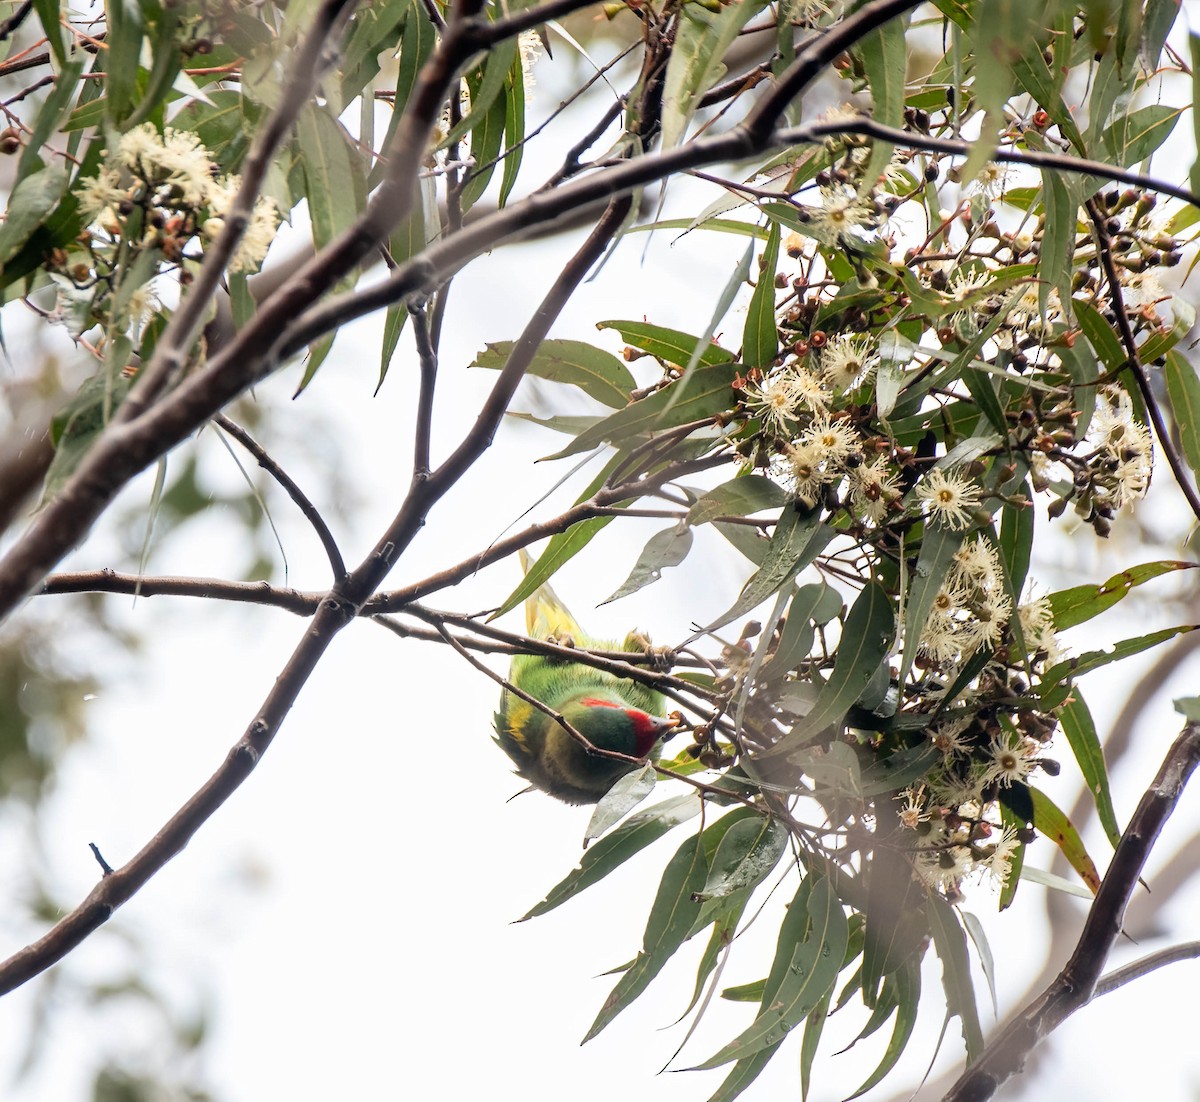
[1084,196,1200,525]
[214,415,347,580]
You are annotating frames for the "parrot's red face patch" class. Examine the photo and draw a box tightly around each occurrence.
[579,697,661,756]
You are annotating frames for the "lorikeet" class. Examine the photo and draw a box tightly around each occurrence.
[494,555,677,804]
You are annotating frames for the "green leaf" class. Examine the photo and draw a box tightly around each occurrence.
[687,475,789,526]
[1101,104,1183,168]
[960,910,997,1017]
[742,222,780,369]
[0,166,70,268]
[34,0,68,66]
[690,874,849,1069]
[1175,696,1200,722]
[760,580,841,685]
[1058,693,1120,850]
[439,38,518,150]
[660,1,763,150]
[696,816,788,902]
[1047,561,1196,631]
[18,57,83,179]
[522,792,700,920]
[695,505,831,638]
[42,368,133,503]
[460,66,510,211]
[298,105,362,251]
[897,524,964,689]
[584,831,708,1040]
[858,12,909,181]
[597,319,731,370]
[925,893,983,1061]
[845,958,920,1099]
[1039,169,1077,310]
[799,987,833,1102]
[602,523,693,605]
[472,339,635,408]
[584,763,657,846]
[548,359,738,460]
[1164,350,1200,477]
[1030,785,1101,894]
[770,582,895,754]
[1191,33,1200,196]
[499,50,525,207]
[1040,625,1197,708]
[1075,297,1127,377]
[103,0,144,124]
[999,482,1034,599]
[491,452,632,621]
[493,518,612,621]
[705,1046,781,1102]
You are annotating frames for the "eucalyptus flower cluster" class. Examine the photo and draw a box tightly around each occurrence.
[50,122,278,341]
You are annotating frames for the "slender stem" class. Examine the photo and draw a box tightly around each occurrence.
[408,304,438,481]
[214,415,347,580]
[1083,197,1200,525]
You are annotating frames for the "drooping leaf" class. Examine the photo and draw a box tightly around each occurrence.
[1164,350,1200,477]
[897,524,964,689]
[1046,561,1196,631]
[742,222,780,369]
[925,893,984,1061]
[1101,104,1183,167]
[660,0,763,150]
[845,957,921,1099]
[690,874,849,1069]
[602,523,693,604]
[686,475,789,526]
[1029,785,1101,894]
[858,11,909,181]
[522,792,701,920]
[694,504,831,638]
[584,831,708,1041]
[472,339,636,408]
[770,582,895,754]
[584,763,657,846]
[695,816,788,902]
[960,910,998,1017]
[999,481,1034,600]
[1059,692,1121,849]
[0,166,70,268]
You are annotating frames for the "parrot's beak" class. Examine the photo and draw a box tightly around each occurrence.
[650,712,683,739]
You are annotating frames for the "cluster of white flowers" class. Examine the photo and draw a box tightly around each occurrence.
[920,535,1013,666]
[1087,387,1154,508]
[75,122,279,278]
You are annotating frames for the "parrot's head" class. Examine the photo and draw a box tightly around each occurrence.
[561,695,678,759]
[531,694,677,803]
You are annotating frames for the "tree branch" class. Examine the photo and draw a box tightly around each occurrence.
[944,723,1200,1101]
[0,166,639,997]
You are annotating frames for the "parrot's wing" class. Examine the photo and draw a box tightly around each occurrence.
[519,548,586,642]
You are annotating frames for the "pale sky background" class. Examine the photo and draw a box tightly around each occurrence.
[3,19,1200,1102]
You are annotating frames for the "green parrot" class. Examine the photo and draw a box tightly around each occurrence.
[494,554,677,804]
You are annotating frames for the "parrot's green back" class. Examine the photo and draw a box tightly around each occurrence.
[494,555,673,804]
